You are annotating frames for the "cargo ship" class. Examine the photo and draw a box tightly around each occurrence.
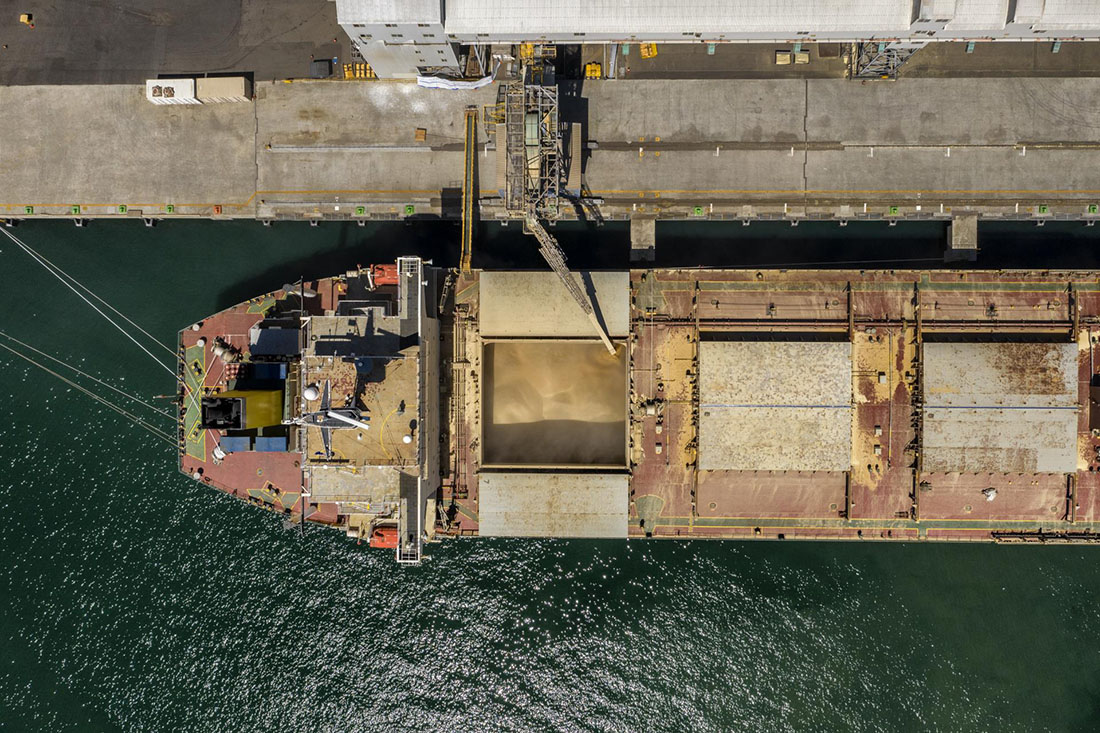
[178,258,1100,562]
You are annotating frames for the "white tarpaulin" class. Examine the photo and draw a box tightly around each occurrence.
[417,56,505,89]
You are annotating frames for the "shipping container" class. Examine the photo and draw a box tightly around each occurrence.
[145,79,200,105]
[195,76,253,104]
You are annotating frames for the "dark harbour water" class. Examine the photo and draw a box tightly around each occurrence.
[3,219,1100,731]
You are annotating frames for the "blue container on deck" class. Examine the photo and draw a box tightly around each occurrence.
[254,436,289,452]
[219,436,251,453]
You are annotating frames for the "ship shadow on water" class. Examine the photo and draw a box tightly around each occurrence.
[479,219,1100,271]
[210,219,1100,313]
[213,221,459,311]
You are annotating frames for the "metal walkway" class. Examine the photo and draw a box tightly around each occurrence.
[461,107,476,273]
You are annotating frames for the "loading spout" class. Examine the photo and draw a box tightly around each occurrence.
[525,216,617,355]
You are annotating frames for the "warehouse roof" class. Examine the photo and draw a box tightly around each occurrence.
[445,0,913,35]
[698,341,852,472]
[479,271,629,338]
[941,0,1011,30]
[335,0,442,25]
[335,0,1100,35]
[478,473,628,538]
[922,342,1079,473]
[1014,0,1099,30]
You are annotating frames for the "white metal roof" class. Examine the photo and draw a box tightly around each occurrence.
[335,0,442,25]
[444,0,915,35]
[1033,0,1100,30]
[920,0,959,19]
[337,0,1100,35]
[1013,0,1048,24]
[943,0,1010,30]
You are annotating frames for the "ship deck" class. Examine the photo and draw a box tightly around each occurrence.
[442,269,1100,545]
[178,285,340,527]
[179,265,1100,549]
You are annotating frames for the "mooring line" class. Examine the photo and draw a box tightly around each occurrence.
[0,330,174,420]
[0,340,176,447]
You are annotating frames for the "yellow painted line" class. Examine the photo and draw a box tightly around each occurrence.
[455,505,479,523]
[8,188,1098,212]
[590,188,1100,196]
[656,524,918,532]
[657,514,1071,525]
[253,188,438,195]
[654,522,1057,533]
[0,189,440,211]
[914,517,1065,524]
[694,515,845,522]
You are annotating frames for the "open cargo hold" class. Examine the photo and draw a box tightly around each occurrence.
[481,339,628,469]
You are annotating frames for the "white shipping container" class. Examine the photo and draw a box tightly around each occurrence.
[195,76,253,104]
[145,79,200,105]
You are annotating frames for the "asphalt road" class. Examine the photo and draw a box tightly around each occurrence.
[4,4,1100,87]
[0,0,351,84]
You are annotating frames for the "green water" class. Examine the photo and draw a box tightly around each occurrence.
[3,220,1100,731]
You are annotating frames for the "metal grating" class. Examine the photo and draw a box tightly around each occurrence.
[852,41,927,79]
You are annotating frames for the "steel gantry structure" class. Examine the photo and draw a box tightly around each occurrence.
[504,55,562,220]
[498,48,614,352]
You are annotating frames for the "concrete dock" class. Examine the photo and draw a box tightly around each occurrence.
[4,76,1100,224]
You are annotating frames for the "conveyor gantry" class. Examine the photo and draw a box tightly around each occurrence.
[461,106,477,273]
[525,216,616,355]
[499,50,612,352]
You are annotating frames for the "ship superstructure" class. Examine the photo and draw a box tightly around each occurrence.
[180,257,441,562]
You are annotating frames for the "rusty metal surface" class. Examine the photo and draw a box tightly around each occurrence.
[598,268,1100,544]
[924,343,1077,407]
[922,342,1079,473]
[408,267,1100,546]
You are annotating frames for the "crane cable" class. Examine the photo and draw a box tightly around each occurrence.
[0,330,174,420]
[0,340,177,447]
